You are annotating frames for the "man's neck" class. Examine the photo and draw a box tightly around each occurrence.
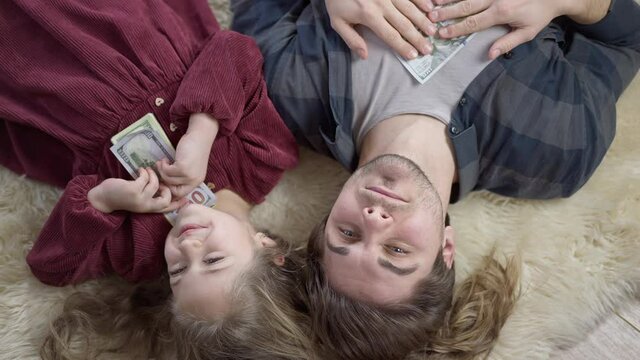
[359,114,457,212]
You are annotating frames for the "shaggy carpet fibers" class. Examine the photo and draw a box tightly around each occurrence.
[1,1,638,359]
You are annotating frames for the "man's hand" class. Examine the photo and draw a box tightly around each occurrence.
[88,168,185,213]
[429,0,611,59]
[157,113,218,198]
[326,0,438,59]
[429,0,562,59]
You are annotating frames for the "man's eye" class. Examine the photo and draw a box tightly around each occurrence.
[169,266,186,276]
[386,245,408,255]
[203,257,224,265]
[340,228,356,238]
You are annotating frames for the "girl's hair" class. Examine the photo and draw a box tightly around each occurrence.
[41,234,316,360]
[305,216,520,360]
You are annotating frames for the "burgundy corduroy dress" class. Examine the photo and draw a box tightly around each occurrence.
[0,1,298,286]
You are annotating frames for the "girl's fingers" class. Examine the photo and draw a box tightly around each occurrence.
[160,197,189,213]
[142,168,160,197]
[156,159,186,185]
[134,168,150,189]
[170,184,191,199]
[149,185,173,212]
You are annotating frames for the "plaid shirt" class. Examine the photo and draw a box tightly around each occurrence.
[232,0,640,202]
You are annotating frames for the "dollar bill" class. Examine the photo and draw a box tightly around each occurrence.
[110,115,216,224]
[397,13,476,84]
[111,113,171,146]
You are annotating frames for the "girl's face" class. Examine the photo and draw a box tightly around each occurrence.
[164,204,272,319]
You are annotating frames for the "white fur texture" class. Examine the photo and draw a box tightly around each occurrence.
[0,1,638,358]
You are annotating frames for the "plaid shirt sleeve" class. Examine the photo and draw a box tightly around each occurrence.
[450,0,640,201]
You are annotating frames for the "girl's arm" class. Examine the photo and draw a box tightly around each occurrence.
[156,113,219,199]
[26,174,174,286]
[166,30,299,204]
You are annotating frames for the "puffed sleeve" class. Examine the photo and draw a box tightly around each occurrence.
[170,30,262,136]
[26,175,170,286]
[172,29,299,204]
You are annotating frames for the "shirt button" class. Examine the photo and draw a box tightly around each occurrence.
[155,97,165,107]
[169,122,178,132]
[503,51,514,59]
[459,97,467,106]
[450,126,459,135]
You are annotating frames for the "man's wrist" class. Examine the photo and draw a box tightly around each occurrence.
[88,186,113,213]
[563,0,612,24]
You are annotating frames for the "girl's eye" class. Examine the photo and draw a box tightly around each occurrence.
[203,257,224,265]
[386,245,408,255]
[169,266,186,276]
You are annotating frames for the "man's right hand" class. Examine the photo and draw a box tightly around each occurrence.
[326,0,438,59]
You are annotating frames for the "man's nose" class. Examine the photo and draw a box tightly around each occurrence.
[363,206,392,228]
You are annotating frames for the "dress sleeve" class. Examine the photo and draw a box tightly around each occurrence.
[170,30,262,136]
[172,30,299,204]
[26,175,170,286]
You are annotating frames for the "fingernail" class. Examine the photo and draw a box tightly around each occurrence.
[422,44,432,54]
[428,24,438,35]
[357,49,366,59]
[408,50,419,59]
[439,27,450,37]
[490,48,502,59]
[431,11,439,21]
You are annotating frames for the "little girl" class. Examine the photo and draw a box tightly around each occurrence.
[0,1,306,356]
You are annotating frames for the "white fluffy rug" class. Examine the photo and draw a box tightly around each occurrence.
[1,1,639,359]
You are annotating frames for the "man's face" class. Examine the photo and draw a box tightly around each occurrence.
[322,155,452,305]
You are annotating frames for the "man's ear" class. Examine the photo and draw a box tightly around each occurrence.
[442,225,455,269]
[273,254,286,266]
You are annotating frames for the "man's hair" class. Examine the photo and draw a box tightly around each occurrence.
[305,215,520,360]
[41,234,317,360]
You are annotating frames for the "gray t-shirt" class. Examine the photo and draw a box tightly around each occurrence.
[351,26,509,149]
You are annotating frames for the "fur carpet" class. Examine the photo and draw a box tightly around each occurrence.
[1,1,639,359]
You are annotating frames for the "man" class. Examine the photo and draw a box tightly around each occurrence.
[231,0,640,358]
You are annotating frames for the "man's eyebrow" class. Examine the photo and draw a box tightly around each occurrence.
[378,258,418,276]
[326,238,349,256]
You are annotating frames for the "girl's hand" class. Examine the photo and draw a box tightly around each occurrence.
[157,113,219,198]
[326,0,438,60]
[88,168,185,213]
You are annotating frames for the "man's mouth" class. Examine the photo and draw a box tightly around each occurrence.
[366,186,407,203]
